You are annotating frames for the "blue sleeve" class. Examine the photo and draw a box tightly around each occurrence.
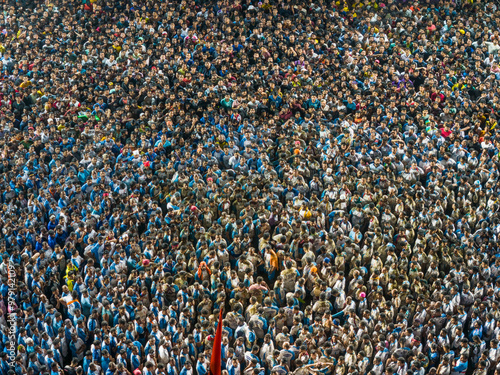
[197,365,207,375]
[453,362,467,372]
[132,355,141,370]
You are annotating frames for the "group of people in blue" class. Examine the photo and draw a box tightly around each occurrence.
[0,0,500,375]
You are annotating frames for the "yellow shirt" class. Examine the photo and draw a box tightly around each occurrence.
[65,277,75,291]
[20,81,32,88]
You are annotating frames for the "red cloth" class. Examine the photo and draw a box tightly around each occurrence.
[441,128,452,138]
[210,309,223,375]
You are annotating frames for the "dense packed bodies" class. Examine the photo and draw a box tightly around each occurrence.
[0,1,500,375]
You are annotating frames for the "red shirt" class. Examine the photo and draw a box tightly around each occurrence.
[441,128,452,138]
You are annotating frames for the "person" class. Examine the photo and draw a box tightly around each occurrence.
[3,0,500,375]
[180,362,194,375]
[196,355,208,375]
[451,355,468,375]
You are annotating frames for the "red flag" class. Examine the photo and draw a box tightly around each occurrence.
[210,309,224,375]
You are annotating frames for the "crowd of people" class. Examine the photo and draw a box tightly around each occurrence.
[1,0,500,375]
